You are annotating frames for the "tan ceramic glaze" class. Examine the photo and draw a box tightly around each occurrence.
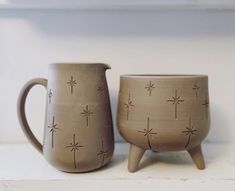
[117,74,210,172]
[17,63,114,172]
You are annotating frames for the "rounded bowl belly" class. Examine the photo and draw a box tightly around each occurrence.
[117,75,210,152]
[118,118,209,152]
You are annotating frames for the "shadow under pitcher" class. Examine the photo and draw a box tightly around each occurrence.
[117,74,210,172]
[17,63,114,172]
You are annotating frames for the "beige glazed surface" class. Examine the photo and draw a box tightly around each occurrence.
[18,63,114,172]
[117,75,210,172]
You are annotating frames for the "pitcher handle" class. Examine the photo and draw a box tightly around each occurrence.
[17,78,48,153]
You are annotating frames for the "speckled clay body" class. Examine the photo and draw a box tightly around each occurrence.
[117,75,210,172]
[17,63,114,172]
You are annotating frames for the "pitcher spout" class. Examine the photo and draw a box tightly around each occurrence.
[103,63,111,70]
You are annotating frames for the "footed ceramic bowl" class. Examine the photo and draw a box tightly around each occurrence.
[117,74,210,172]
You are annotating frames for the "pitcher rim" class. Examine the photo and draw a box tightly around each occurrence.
[50,63,106,66]
[49,63,111,69]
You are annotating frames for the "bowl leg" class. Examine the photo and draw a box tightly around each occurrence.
[128,144,145,172]
[187,144,205,170]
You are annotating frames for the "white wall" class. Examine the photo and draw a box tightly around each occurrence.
[0,9,235,144]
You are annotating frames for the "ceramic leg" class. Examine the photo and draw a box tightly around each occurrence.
[128,144,145,172]
[187,144,205,170]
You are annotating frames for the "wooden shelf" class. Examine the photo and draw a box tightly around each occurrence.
[0,143,235,190]
[0,0,235,10]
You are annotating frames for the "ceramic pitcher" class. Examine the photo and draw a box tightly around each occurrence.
[17,63,114,172]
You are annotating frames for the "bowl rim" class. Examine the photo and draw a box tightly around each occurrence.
[120,74,208,78]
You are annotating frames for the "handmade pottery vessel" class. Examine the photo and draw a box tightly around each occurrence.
[117,74,210,172]
[17,63,114,172]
